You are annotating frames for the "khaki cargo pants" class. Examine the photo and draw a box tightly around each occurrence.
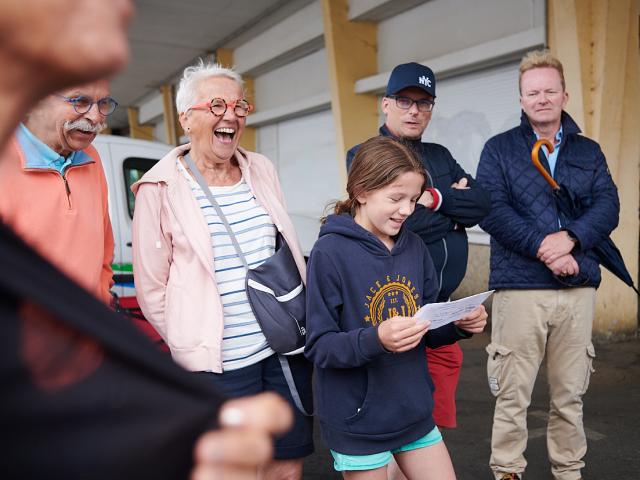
[487,288,596,480]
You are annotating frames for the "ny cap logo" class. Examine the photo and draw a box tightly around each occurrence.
[418,75,432,87]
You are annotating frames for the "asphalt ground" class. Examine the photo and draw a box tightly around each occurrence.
[301,332,640,479]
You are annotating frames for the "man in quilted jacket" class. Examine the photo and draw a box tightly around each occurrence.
[476,50,619,480]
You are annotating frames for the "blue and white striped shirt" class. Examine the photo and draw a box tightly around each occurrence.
[178,161,276,370]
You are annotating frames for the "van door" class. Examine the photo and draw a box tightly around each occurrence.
[108,140,169,293]
[96,137,170,348]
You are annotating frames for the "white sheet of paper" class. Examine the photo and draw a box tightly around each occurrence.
[414,290,494,330]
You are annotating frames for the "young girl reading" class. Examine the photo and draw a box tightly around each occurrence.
[305,136,486,480]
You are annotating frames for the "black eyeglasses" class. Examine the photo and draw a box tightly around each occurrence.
[387,95,435,113]
[56,94,119,116]
[189,97,253,117]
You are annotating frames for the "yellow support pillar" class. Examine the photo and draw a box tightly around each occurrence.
[546,0,587,129]
[160,84,183,146]
[548,0,640,337]
[322,0,378,190]
[127,107,154,141]
[215,48,256,151]
[215,48,234,69]
[240,76,257,152]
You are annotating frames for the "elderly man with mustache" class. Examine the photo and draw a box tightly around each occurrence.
[0,79,116,303]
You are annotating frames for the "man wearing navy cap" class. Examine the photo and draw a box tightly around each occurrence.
[347,62,491,438]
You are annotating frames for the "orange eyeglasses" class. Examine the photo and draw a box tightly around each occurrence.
[189,97,253,117]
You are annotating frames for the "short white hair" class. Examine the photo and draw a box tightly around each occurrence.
[175,59,244,113]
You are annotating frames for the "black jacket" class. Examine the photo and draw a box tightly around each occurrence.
[347,125,491,300]
[0,222,224,479]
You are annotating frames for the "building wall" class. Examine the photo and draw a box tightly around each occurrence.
[253,49,329,111]
[257,109,340,254]
[246,0,545,254]
[128,0,638,334]
[421,61,521,177]
[456,244,490,297]
[377,0,544,70]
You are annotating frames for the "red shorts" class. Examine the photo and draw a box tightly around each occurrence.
[427,342,463,429]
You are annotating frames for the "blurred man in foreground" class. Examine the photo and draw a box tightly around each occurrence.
[0,1,291,478]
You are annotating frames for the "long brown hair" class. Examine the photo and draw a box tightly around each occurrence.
[327,136,427,221]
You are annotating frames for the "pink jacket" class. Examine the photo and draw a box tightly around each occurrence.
[131,145,306,373]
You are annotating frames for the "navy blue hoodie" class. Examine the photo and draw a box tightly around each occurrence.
[347,125,491,301]
[305,214,469,455]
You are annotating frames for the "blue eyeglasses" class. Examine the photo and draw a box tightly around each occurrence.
[56,94,119,116]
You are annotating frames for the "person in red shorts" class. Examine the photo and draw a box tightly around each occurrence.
[428,342,464,428]
[346,63,491,467]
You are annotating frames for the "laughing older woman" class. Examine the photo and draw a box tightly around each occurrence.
[132,62,313,479]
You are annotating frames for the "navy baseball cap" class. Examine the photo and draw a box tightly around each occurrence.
[385,62,436,98]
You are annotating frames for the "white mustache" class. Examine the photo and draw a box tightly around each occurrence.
[63,119,106,133]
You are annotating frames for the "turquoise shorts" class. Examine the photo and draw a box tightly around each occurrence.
[330,426,442,472]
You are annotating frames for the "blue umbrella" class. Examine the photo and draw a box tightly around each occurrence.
[532,139,638,294]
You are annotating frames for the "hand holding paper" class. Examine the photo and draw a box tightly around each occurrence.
[415,290,493,331]
[378,315,430,353]
[454,304,488,334]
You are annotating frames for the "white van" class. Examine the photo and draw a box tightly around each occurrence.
[93,135,171,326]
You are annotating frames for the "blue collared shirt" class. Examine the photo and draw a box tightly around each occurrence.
[16,123,92,174]
[535,126,563,177]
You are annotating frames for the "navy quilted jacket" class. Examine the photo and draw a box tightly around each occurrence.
[477,111,619,290]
